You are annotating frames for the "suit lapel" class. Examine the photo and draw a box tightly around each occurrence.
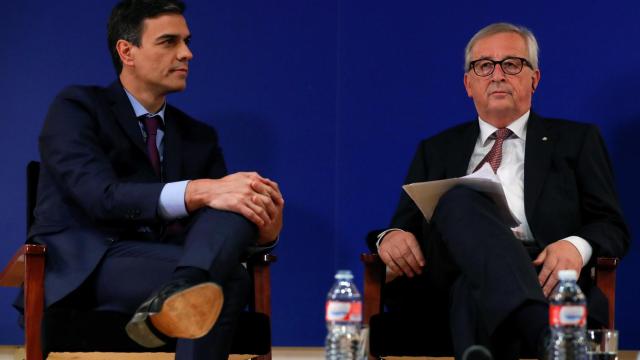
[163,106,184,182]
[524,112,553,222]
[447,121,480,178]
[107,81,147,155]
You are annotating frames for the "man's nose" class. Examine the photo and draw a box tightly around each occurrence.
[178,42,193,61]
[490,64,506,80]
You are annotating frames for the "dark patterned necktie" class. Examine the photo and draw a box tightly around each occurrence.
[142,115,161,177]
[474,128,513,173]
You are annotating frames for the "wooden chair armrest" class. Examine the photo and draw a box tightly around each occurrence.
[596,257,618,269]
[246,253,276,316]
[247,253,277,266]
[0,244,46,287]
[361,253,385,326]
[361,253,383,265]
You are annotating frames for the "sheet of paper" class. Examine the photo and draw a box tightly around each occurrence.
[402,163,520,227]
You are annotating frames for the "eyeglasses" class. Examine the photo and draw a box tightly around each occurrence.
[468,57,532,77]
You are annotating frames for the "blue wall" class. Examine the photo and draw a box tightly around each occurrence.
[1,0,638,349]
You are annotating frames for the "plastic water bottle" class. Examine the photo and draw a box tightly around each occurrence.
[325,270,362,360]
[548,269,588,360]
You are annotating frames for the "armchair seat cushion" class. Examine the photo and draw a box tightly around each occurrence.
[42,308,270,356]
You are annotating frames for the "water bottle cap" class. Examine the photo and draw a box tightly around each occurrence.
[558,269,577,280]
[335,270,353,280]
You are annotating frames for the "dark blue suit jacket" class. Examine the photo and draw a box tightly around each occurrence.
[30,81,227,307]
[377,112,630,326]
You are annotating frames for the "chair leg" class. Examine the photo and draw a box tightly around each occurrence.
[595,257,618,330]
[24,247,46,360]
[361,254,385,360]
[252,261,272,360]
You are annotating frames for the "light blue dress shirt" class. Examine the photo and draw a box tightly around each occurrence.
[124,90,189,220]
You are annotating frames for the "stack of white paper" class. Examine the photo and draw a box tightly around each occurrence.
[402,163,520,227]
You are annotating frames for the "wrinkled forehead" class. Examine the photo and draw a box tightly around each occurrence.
[470,31,528,60]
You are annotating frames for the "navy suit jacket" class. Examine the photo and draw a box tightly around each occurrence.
[30,81,227,307]
[375,112,630,324]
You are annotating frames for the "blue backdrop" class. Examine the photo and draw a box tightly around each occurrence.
[1,0,638,349]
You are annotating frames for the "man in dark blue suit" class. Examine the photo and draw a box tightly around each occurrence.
[29,0,283,358]
[372,23,629,359]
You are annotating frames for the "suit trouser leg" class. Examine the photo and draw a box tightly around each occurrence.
[430,186,547,358]
[90,241,180,313]
[177,208,257,280]
[88,208,257,360]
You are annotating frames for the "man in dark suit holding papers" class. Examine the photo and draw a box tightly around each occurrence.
[372,22,629,359]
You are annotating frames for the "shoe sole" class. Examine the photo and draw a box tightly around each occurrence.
[150,282,224,339]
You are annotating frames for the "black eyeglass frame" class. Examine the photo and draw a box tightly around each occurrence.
[468,57,533,77]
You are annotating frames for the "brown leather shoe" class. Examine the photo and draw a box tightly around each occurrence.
[125,280,224,348]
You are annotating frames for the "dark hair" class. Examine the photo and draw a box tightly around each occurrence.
[107,0,186,74]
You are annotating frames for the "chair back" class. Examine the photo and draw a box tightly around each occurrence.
[26,161,40,232]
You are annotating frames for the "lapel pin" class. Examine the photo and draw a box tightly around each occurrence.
[542,136,548,141]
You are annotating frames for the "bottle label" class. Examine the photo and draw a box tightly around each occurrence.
[326,300,362,322]
[549,304,586,326]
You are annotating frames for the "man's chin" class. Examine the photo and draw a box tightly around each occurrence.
[486,98,515,111]
[482,105,528,125]
[487,93,512,101]
[163,82,187,94]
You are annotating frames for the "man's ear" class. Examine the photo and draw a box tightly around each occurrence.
[463,72,473,98]
[531,69,541,93]
[116,39,135,67]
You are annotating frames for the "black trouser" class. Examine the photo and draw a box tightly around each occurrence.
[398,186,548,359]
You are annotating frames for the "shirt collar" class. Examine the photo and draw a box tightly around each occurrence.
[477,110,529,145]
[124,88,166,123]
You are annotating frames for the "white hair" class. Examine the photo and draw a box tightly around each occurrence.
[464,22,539,71]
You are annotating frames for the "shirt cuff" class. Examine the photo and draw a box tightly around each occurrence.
[560,236,593,267]
[158,180,190,220]
[376,228,405,249]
